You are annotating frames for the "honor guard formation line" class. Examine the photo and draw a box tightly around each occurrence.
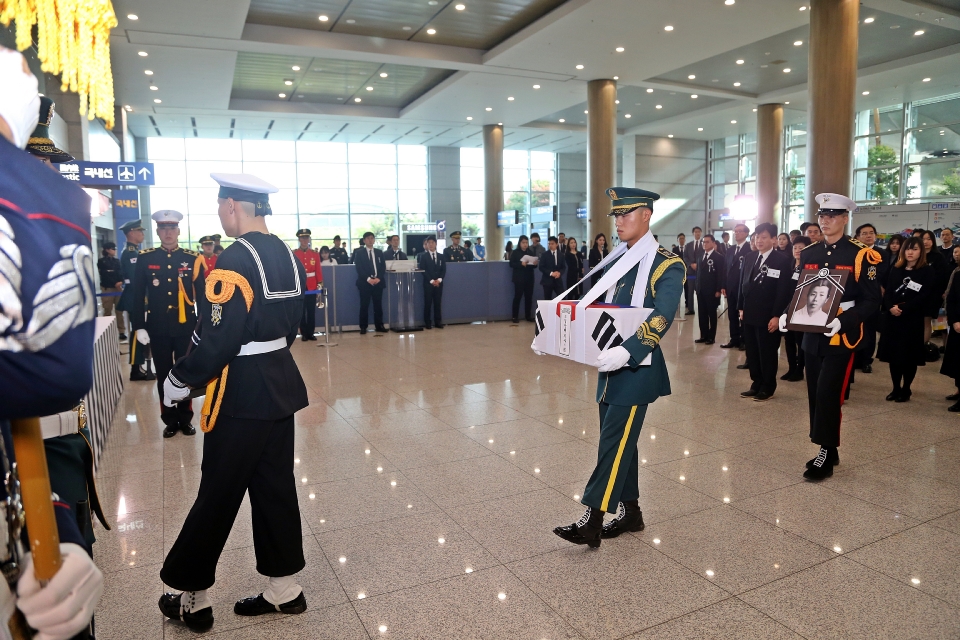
[4,0,960,637]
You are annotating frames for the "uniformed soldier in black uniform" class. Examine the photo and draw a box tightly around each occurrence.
[131,210,206,437]
[443,231,474,262]
[117,219,156,381]
[781,193,882,479]
[329,234,349,264]
[158,173,308,632]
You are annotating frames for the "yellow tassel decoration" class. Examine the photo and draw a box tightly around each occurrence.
[0,0,118,128]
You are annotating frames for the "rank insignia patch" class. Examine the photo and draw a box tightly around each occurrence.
[867,265,877,280]
[211,303,223,326]
[649,315,667,332]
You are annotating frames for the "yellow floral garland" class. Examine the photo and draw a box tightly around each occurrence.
[1,0,118,128]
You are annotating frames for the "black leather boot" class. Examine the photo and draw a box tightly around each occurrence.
[803,447,835,480]
[553,507,604,548]
[601,501,645,539]
[805,447,839,469]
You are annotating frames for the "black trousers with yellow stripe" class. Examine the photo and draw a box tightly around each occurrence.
[582,403,648,513]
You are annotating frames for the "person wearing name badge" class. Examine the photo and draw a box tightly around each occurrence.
[693,234,725,345]
[779,193,882,480]
[543,187,685,548]
[853,223,886,374]
[737,223,794,401]
[877,237,934,403]
[199,235,218,272]
[539,236,567,300]
[721,224,751,350]
[158,172,309,632]
[474,237,486,261]
[294,229,320,341]
[384,234,407,261]
[419,235,446,329]
[118,219,157,380]
[132,209,207,438]
[353,232,388,334]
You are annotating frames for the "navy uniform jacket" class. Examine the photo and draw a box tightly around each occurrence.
[131,246,206,337]
[738,250,794,326]
[797,236,882,356]
[694,250,725,302]
[538,249,567,285]
[418,250,446,282]
[170,233,308,421]
[116,242,140,312]
[0,136,95,418]
[353,246,386,287]
[596,247,686,407]
[330,246,349,265]
[443,245,474,263]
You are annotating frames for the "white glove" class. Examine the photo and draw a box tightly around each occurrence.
[17,543,104,640]
[135,328,150,345]
[778,314,788,333]
[163,373,190,407]
[824,318,842,337]
[597,345,631,372]
[530,339,545,356]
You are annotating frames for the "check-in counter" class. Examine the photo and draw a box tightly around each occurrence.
[319,262,555,331]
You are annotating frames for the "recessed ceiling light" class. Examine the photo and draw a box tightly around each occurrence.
[292,66,300,71]
[485,107,492,111]
[668,134,674,137]
[783,68,791,73]
[498,122,503,125]
[346,19,356,23]
[127,14,138,20]
[613,75,619,80]
[725,0,735,4]
[688,74,696,79]
[144,70,153,75]
[380,72,388,78]
[427,28,436,34]
[655,104,662,109]
[697,127,703,131]
[914,29,924,35]
[616,47,624,53]
[428,0,438,4]
[923,77,931,82]
[532,84,540,89]
[318,14,328,21]
[507,96,514,101]
[615,99,620,104]
[355,97,362,102]
[731,119,737,123]
[863,17,874,23]
[284,80,293,85]
[862,90,870,95]
[153,98,161,103]
[584,110,588,114]
[150,85,158,91]
[734,82,741,86]
[138,51,148,57]
[624,114,631,118]
[785,101,790,104]
[455,3,465,9]
[403,26,412,30]
[559,118,565,123]
[575,64,584,69]
[466,116,473,120]
[752,107,757,111]
[799,5,806,10]
[646,88,654,93]
[366,86,374,91]
[794,40,803,46]
[890,24,900,29]
[664,25,674,31]
[691,94,698,99]
[279,93,286,98]
[124,105,132,111]
[736,59,744,65]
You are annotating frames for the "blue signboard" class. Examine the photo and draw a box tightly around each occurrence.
[530,205,555,223]
[576,207,587,219]
[55,161,156,186]
[113,191,141,242]
[497,210,518,227]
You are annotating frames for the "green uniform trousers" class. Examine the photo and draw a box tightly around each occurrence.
[582,402,648,513]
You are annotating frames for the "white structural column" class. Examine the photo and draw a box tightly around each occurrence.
[483,124,505,257]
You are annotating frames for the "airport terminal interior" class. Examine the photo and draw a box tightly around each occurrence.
[5,0,960,637]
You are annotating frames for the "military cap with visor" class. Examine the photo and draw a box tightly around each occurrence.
[815,193,857,215]
[120,219,144,234]
[152,209,183,227]
[606,187,661,216]
[296,229,312,238]
[211,173,279,216]
[198,235,216,244]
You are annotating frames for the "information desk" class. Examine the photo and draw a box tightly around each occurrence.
[319,262,557,331]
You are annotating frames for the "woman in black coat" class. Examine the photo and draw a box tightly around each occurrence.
[588,233,609,288]
[564,237,583,300]
[941,246,960,411]
[877,237,934,402]
[509,235,537,323]
[883,234,902,265]
[921,229,950,348]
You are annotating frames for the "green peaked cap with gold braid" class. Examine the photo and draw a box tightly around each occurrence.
[606,187,660,215]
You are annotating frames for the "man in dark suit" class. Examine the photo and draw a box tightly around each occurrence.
[721,223,752,350]
[738,222,794,402]
[682,226,703,315]
[353,231,387,334]
[694,235,725,344]
[383,234,407,261]
[418,235,446,329]
[539,236,567,300]
[718,232,730,256]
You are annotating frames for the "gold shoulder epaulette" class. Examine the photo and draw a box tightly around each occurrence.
[657,246,678,259]
[650,255,686,297]
[182,249,199,256]
[138,247,156,254]
[800,241,820,251]
[849,237,868,249]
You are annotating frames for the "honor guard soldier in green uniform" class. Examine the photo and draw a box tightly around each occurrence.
[443,231,475,262]
[779,193,882,480]
[117,218,156,381]
[158,173,309,632]
[549,188,685,548]
[131,210,206,437]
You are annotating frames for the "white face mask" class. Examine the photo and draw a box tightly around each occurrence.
[0,49,41,149]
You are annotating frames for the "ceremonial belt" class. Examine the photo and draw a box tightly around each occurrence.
[237,337,286,356]
[305,272,316,277]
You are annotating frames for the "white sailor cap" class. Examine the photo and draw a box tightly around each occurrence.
[152,209,183,226]
[210,173,279,215]
[815,193,856,214]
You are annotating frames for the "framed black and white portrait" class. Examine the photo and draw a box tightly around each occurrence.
[786,268,849,332]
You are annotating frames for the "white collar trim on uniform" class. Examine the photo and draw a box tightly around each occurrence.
[237,236,302,299]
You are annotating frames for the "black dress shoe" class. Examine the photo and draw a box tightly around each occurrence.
[553,508,603,548]
[601,502,644,539]
[308,335,317,341]
[720,342,736,349]
[512,318,519,324]
[753,391,773,402]
[885,391,899,401]
[525,317,535,322]
[736,363,749,370]
[162,425,178,438]
[158,593,214,632]
[180,423,196,436]
[685,310,695,316]
[234,592,307,617]
[895,391,911,403]
[947,393,960,401]
[130,368,156,381]
[119,333,128,341]
[436,324,445,329]
[862,364,872,374]
[695,338,707,343]
[740,389,759,398]
[375,326,388,333]
[738,344,746,351]
[806,449,839,469]
[949,401,960,413]
[360,328,368,335]
[301,336,309,342]
[705,340,715,345]
[787,372,804,382]
[803,462,834,480]
[780,371,792,381]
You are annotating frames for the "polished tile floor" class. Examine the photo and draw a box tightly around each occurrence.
[94,312,960,639]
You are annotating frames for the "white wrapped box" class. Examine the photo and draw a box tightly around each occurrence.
[533,301,652,366]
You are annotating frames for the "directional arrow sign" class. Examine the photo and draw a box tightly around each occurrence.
[55,161,156,186]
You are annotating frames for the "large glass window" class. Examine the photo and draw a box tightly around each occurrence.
[708,134,755,212]
[145,138,427,249]
[853,105,905,205]
[782,123,807,231]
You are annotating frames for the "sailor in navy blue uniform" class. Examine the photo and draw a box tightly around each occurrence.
[158,173,309,632]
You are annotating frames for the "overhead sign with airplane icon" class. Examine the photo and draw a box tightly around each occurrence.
[55,161,156,186]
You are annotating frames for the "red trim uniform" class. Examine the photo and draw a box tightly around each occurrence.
[293,248,320,290]
[203,253,217,273]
